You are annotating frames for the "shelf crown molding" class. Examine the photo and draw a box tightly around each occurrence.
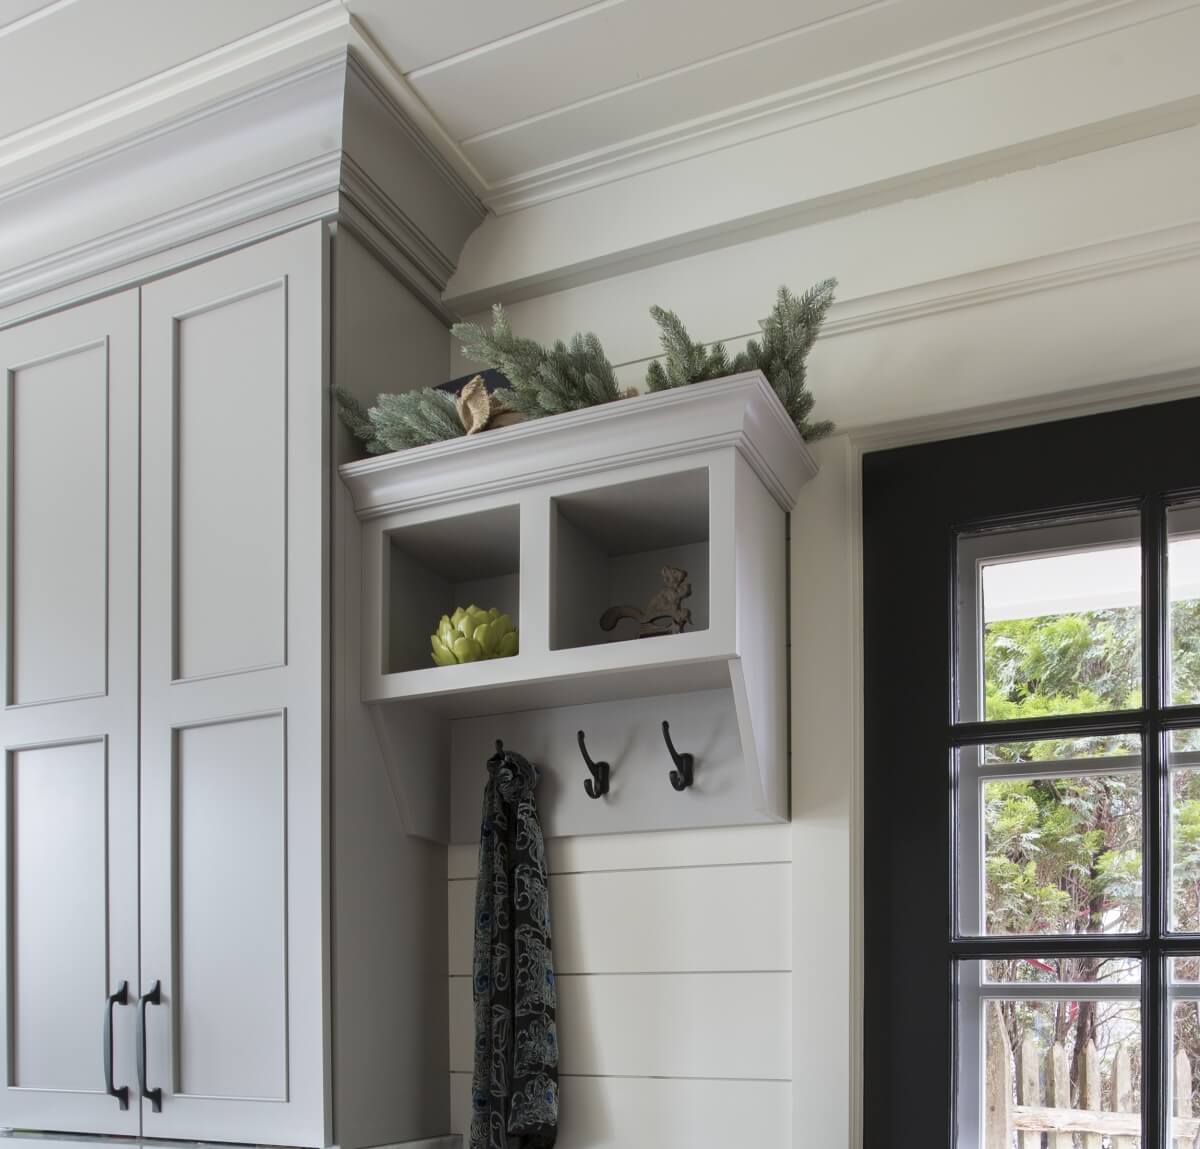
[339,371,819,518]
[0,48,486,321]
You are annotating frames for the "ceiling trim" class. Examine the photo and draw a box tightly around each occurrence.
[0,50,484,323]
[0,0,351,189]
[818,220,1200,340]
[848,365,1200,450]
[0,54,349,312]
[443,0,1200,309]
[600,218,1200,377]
[345,14,489,200]
[474,0,1197,214]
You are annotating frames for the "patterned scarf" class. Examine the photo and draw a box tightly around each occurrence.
[470,747,559,1149]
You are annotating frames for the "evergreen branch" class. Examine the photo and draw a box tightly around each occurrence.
[646,278,838,440]
[451,304,620,419]
[369,388,464,452]
[644,305,729,391]
[451,304,546,394]
[333,386,388,454]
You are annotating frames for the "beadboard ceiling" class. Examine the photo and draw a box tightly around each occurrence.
[355,0,1075,212]
[0,0,1113,213]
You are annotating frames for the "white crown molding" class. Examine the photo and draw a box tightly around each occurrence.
[820,220,1200,341]
[585,217,1200,382]
[344,15,488,202]
[0,54,348,312]
[0,1,352,190]
[476,0,1198,214]
[0,46,485,322]
[848,366,1200,452]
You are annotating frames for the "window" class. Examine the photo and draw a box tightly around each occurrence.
[863,396,1200,1149]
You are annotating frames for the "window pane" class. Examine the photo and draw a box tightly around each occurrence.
[1169,504,1200,706]
[1169,730,1200,932]
[1171,959,1200,1143]
[1172,1001,1200,1144]
[960,738,1144,937]
[980,734,1140,767]
[959,958,1141,1148]
[986,954,1140,986]
[982,773,1143,935]
[958,515,1142,722]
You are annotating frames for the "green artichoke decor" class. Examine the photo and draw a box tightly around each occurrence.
[431,605,518,666]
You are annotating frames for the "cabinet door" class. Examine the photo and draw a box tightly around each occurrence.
[0,293,140,1135]
[139,226,330,1146]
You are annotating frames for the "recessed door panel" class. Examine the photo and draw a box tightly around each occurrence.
[174,282,286,681]
[176,714,287,1100]
[9,342,107,706]
[11,740,108,1088]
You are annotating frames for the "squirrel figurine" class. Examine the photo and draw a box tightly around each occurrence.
[599,566,692,638]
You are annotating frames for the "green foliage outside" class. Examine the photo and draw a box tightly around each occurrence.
[983,592,1200,1113]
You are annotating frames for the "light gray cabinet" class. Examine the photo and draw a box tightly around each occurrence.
[0,229,331,1146]
[0,290,141,1137]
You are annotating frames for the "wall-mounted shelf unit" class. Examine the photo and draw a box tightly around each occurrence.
[339,371,817,842]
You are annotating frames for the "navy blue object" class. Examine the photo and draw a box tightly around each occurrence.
[437,368,510,395]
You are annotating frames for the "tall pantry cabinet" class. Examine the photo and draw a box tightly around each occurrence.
[0,228,327,1144]
[0,222,454,1149]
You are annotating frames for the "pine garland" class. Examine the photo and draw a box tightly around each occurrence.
[451,305,621,419]
[333,385,464,453]
[645,279,837,440]
[338,281,837,457]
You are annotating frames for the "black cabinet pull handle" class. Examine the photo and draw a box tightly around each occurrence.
[102,982,129,1110]
[136,981,163,1113]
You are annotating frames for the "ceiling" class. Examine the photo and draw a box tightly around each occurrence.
[0,0,1109,213]
[356,0,1074,210]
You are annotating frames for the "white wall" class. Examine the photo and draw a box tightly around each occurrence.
[450,122,1200,435]
[443,114,1200,1148]
[448,826,794,1146]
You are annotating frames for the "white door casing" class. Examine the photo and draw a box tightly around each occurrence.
[0,292,141,1135]
[139,226,330,1146]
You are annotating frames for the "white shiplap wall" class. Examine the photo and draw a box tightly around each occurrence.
[446,825,794,1146]
[443,108,1200,1145]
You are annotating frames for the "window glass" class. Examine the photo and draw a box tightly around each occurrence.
[959,957,1141,1147]
[960,738,1143,937]
[959,515,1142,722]
[1171,959,1200,1141]
[1169,503,1200,706]
[1170,730,1200,932]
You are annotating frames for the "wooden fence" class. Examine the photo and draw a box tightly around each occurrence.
[985,1002,1200,1147]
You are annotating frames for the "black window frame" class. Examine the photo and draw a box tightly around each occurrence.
[862,395,1200,1148]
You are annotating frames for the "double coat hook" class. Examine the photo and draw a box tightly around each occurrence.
[577,730,609,799]
[662,721,694,790]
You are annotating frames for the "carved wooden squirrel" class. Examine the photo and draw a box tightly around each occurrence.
[599,565,692,638]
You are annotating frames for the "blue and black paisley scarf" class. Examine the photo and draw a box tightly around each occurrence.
[470,746,559,1149]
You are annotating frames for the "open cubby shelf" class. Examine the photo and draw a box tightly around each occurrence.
[340,371,818,842]
[552,468,709,651]
[385,504,521,673]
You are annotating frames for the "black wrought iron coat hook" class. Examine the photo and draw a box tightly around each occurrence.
[577,729,610,799]
[662,720,694,790]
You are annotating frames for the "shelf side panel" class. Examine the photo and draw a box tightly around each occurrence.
[732,454,790,820]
